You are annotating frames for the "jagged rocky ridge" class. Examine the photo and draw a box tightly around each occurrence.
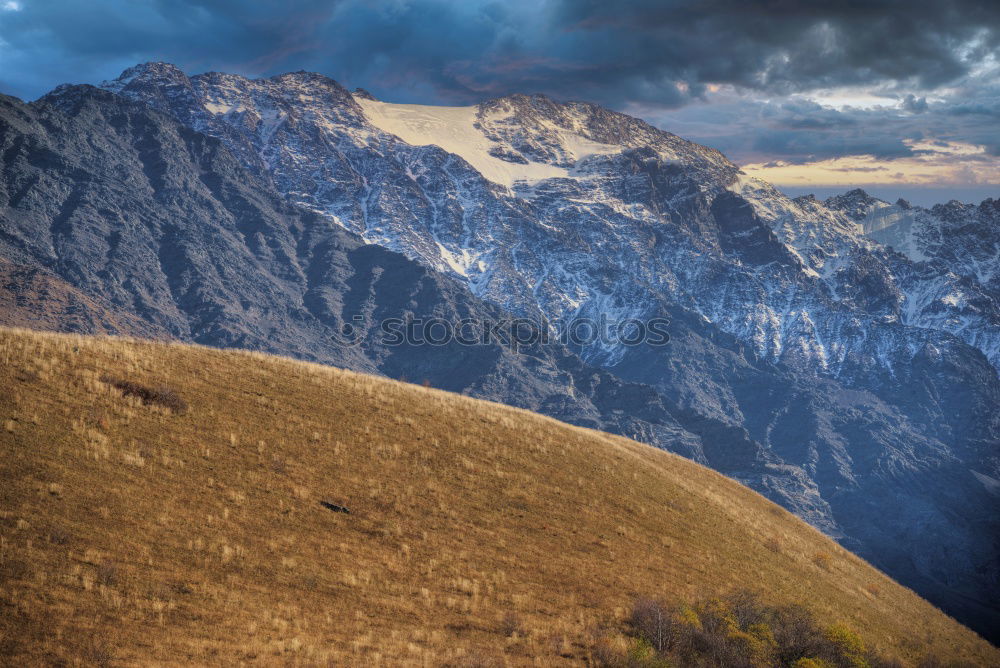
[0,63,997,640]
[98,63,1000,377]
[828,188,1000,292]
[824,189,1000,365]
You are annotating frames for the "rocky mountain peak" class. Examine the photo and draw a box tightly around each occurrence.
[473,90,736,182]
[928,199,972,221]
[832,187,875,202]
[823,188,886,218]
[101,61,190,92]
[267,69,350,92]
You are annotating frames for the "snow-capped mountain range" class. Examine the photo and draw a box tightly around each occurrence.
[1,62,996,639]
[99,63,1000,378]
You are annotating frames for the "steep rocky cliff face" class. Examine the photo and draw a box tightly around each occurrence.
[1,64,997,639]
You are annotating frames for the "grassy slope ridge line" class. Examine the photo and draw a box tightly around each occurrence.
[0,327,994,666]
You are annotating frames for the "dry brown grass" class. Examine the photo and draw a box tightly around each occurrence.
[0,327,995,666]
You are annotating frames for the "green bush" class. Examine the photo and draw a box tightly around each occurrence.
[601,590,899,668]
[826,623,868,667]
[792,659,835,668]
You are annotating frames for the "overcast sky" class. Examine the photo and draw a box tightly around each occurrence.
[1,0,997,205]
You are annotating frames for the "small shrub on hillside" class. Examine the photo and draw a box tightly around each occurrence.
[498,611,524,637]
[628,599,672,653]
[599,591,900,668]
[100,375,187,414]
[48,527,72,545]
[825,623,867,667]
[792,659,834,668]
[97,559,119,587]
[812,552,833,571]
[15,369,40,383]
[626,637,672,667]
[79,631,117,668]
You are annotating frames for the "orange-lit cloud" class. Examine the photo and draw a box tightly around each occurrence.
[742,140,1000,186]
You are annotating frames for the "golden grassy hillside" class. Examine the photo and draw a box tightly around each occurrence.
[0,327,995,666]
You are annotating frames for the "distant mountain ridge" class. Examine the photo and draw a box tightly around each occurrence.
[1,63,997,640]
[827,187,1000,293]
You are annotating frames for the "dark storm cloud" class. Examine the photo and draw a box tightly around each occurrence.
[3,0,998,104]
[0,0,343,100]
[902,95,929,114]
[322,0,1000,107]
[549,0,1000,101]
